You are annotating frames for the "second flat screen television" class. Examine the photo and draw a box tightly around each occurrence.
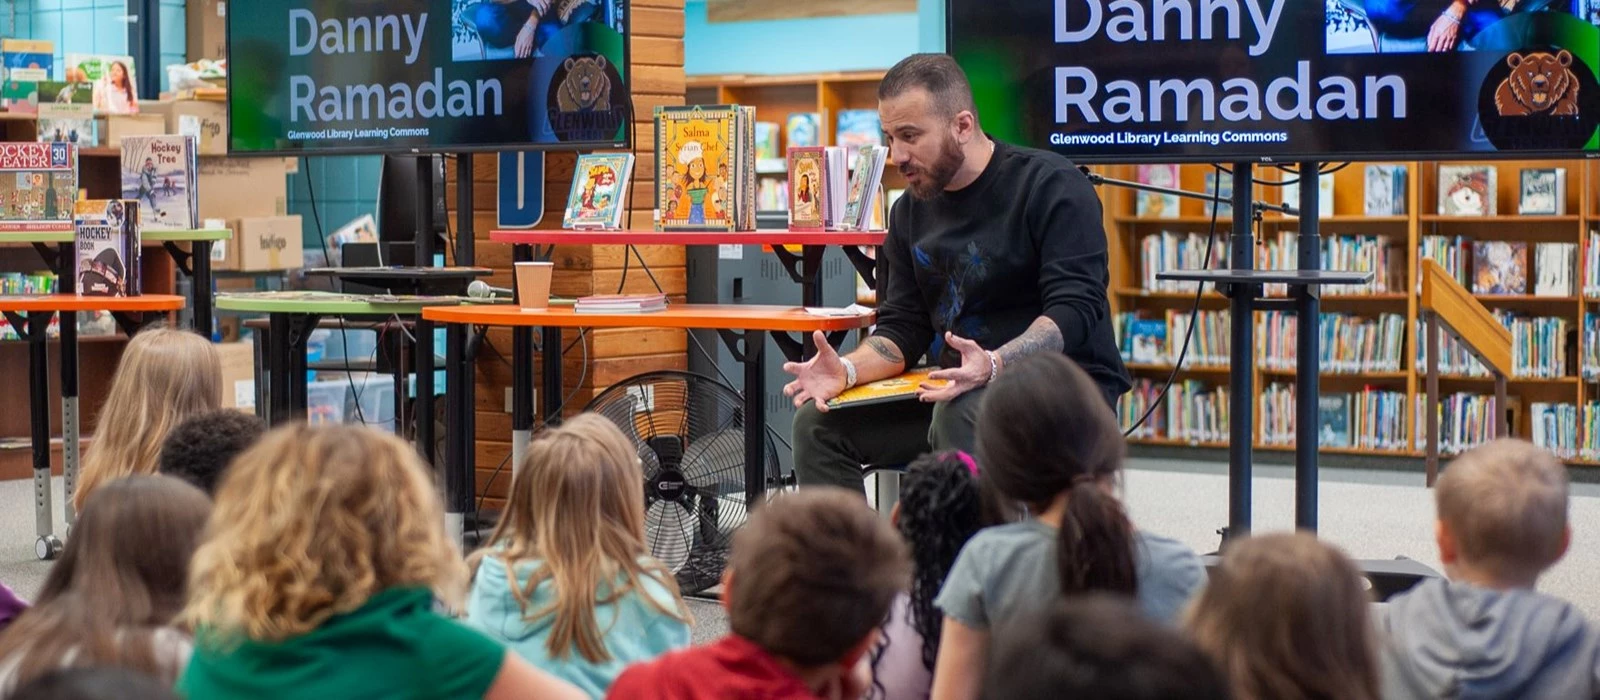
[227,0,631,155]
[948,1,1600,162]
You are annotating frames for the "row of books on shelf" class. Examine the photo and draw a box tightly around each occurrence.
[1115,310,1230,367]
[1131,163,1568,218]
[751,110,883,163]
[1417,237,1576,297]
[1414,312,1573,379]
[1117,379,1229,444]
[0,272,56,295]
[1138,233,1583,299]
[1260,385,1410,451]
[2,137,200,234]
[1582,232,1600,299]
[1254,233,1404,297]
[1255,312,1405,373]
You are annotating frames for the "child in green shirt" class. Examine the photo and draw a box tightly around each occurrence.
[178,424,584,700]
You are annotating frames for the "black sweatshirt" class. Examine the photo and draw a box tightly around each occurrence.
[873,140,1131,402]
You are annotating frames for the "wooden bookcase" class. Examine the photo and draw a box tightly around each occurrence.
[0,114,178,474]
[1102,159,1600,466]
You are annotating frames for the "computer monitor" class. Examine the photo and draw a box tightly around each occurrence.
[377,154,447,265]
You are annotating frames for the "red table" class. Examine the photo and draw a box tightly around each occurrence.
[0,294,186,559]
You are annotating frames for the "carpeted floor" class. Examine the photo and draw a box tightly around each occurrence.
[6,456,1600,641]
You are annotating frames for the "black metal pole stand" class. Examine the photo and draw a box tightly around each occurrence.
[1225,163,1256,538]
[1293,162,1321,531]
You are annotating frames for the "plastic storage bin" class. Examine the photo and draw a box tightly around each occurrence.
[306,380,348,426]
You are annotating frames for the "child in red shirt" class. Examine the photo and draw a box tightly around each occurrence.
[608,489,909,700]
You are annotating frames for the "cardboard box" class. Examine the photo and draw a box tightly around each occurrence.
[197,157,290,221]
[142,99,227,155]
[216,340,256,411]
[216,215,303,271]
[187,0,228,63]
[100,114,165,148]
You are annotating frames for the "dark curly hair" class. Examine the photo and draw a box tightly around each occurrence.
[156,409,266,495]
[896,450,987,671]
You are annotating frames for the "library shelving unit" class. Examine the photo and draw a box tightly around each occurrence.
[1104,159,1600,467]
[0,114,179,477]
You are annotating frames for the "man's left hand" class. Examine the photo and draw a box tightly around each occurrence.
[920,332,996,402]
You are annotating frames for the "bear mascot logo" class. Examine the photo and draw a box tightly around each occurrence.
[557,55,611,113]
[1495,50,1580,117]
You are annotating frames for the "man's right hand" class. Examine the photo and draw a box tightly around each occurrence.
[782,330,848,413]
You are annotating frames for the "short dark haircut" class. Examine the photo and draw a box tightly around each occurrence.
[157,409,267,494]
[878,53,977,119]
[13,667,179,700]
[727,489,909,668]
[983,596,1230,700]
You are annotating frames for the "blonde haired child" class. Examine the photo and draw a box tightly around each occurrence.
[1380,439,1600,700]
[75,327,219,511]
[466,413,691,698]
[178,424,583,700]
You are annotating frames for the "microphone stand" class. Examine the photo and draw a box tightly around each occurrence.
[1083,162,1355,543]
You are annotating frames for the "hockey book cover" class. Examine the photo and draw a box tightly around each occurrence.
[120,135,197,230]
[74,199,140,297]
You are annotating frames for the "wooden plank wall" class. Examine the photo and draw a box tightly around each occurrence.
[451,0,688,509]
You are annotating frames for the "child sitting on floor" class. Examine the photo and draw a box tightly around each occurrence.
[1379,438,1600,700]
[465,414,692,698]
[178,424,585,700]
[76,327,219,510]
[869,451,988,700]
[157,409,266,495]
[607,489,910,699]
[931,354,1206,700]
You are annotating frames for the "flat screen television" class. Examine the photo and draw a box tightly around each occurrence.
[948,1,1600,163]
[227,0,632,156]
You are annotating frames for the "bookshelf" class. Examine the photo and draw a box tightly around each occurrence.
[0,118,179,472]
[1106,159,1600,466]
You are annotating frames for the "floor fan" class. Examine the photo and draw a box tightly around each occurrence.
[586,371,780,595]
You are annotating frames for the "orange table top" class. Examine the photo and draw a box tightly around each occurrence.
[0,294,186,312]
[422,303,875,332]
[489,230,887,246]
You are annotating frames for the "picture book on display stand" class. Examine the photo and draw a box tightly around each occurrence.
[786,146,828,232]
[564,152,634,230]
[120,135,199,231]
[64,54,139,115]
[655,104,757,232]
[842,145,887,231]
[0,142,77,232]
[74,199,141,297]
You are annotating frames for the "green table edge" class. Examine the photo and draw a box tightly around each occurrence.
[0,231,73,243]
[215,294,464,315]
[143,228,233,242]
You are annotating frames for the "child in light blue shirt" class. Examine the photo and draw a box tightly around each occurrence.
[465,415,692,698]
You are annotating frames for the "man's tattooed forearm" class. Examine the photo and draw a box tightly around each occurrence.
[996,317,1063,366]
[866,337,904,364]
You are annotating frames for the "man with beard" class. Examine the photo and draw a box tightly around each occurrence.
[784,53,1129,493]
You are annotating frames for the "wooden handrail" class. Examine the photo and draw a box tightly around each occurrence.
[1420,259,1512,376]
[1419,258,1512,486]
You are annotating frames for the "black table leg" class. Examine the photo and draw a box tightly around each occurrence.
[1226,163,1256,538]
[443,322,470,545]
[24,312,60,559]
[193,240,213,339]
[416,318,436,464]
[513,244,535,469]
[542,327,563,426]
[717,329,768,511]
[287,315,315,417]
[268,313,291,426]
